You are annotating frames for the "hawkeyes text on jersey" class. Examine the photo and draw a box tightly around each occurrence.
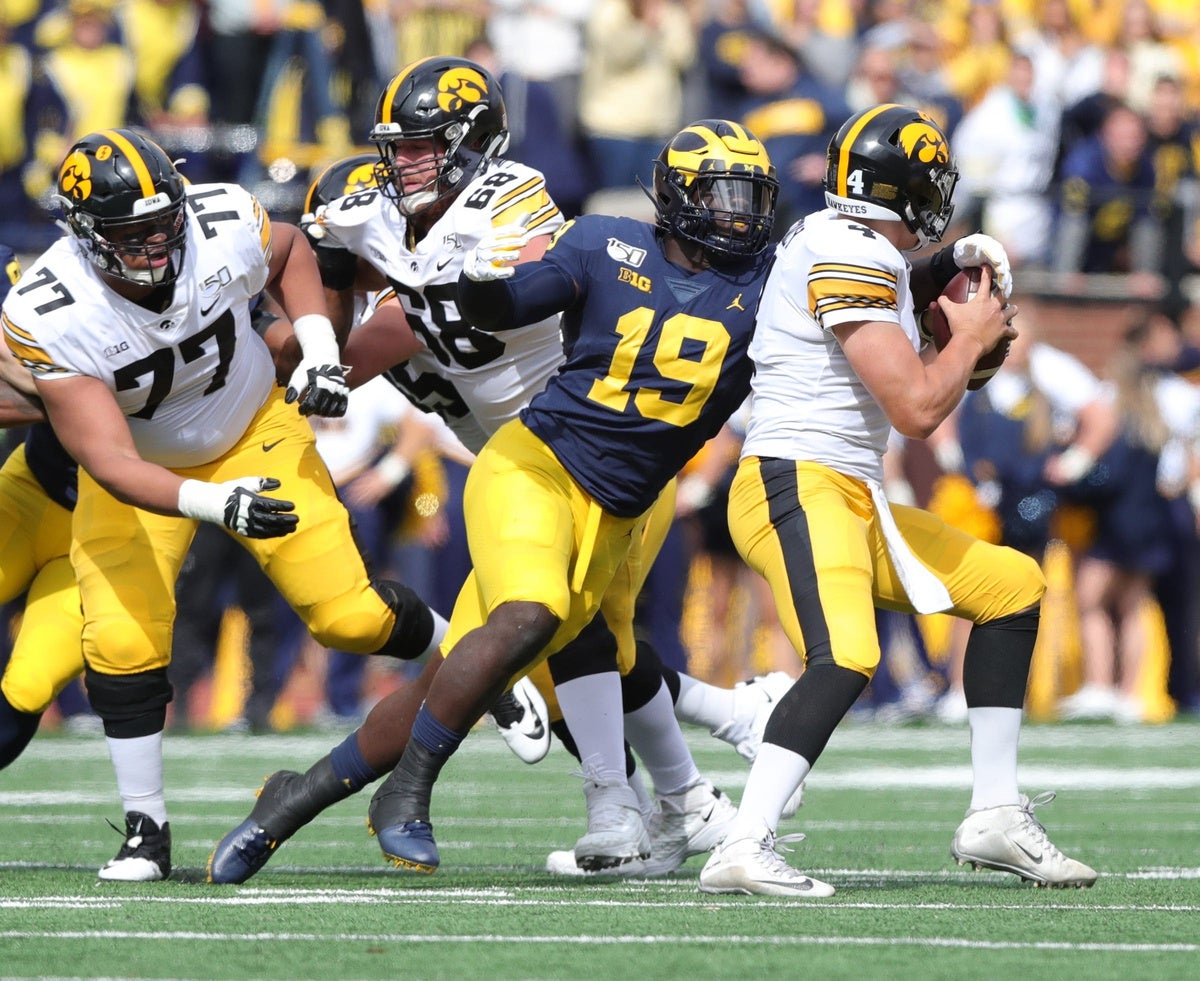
[522,215,772,518]
[313,158,564,454]
[1,183,277,469]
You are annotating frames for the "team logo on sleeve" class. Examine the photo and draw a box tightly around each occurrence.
[606,238,647,267]
[437,67,489,112]
[59,151,93,201]
[897,121,949,166]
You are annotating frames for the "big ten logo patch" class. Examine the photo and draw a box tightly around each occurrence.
[617,267,652,293]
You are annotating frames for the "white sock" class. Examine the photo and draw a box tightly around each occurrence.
[967,706,1022,811]
[556,672,626,783]
[673,673,739,731]
[628,767,653,822]
[623,681,701,795]
[106,732,167,826]
[728,743,810,839]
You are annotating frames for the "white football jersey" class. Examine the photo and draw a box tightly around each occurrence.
[742,209,921,484]
[2,183,276,468]
[313,158,565,454]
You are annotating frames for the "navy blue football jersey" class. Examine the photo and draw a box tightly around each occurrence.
[521,216,771,517]
[0,243,76,511]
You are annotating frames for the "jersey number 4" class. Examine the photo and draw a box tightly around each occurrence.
[587,308,730,427]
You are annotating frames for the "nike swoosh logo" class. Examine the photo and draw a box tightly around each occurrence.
[1011,835,1043,863]
[435,257,454,272]
[757,878,821,891]
[200,297,220,316]
[698,804,716,824]
[262,439,283,452]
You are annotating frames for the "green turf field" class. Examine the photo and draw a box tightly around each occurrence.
[2,718,1197,981]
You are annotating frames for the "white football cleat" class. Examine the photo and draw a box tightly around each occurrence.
[951,791,1097,888]
[711,671,794,762]
[573,763,651,872]
[699,825,835,898]
[640,779,738,876]
[489,675,551,764]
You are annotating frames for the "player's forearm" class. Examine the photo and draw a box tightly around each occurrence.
[457,263,575,331]
[0,379,46,427]
[268,223,334,327]
[75,450,188,516]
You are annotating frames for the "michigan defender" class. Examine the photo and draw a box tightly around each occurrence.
[1,129,445,881]
[698,104,1096,897]
[363,117,780,872]
[207,75,771,883]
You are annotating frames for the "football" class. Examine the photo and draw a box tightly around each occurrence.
[919,267,1009,390]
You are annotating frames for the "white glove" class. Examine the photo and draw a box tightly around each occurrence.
[462,223,531,281]
[285,313,350,417]
[299,205,327,241]
[953,233,1013,298]
[178,477,298,538]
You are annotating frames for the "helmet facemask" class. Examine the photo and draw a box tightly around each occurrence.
[656,164,778,262]
[66,197,188,286]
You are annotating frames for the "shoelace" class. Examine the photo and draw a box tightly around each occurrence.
[1016,791,1066,858]
[489,690,524,728]
[105,816,145,853]
[757,830,810,878]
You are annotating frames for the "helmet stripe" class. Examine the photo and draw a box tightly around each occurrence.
[99,129,156,198]
[836,103,902,198]
[380,57,437,125]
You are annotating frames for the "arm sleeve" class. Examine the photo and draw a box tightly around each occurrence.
[314,244,359,291]
[457,262,577,332]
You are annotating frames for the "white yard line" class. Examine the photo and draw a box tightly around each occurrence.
[0,929,1195,953]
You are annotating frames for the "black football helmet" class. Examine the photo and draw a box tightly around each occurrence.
[370,56,508,217]
[55,128,187,286]
[824,103,958,247]
[304,152,380,214]
[649,120,778,263]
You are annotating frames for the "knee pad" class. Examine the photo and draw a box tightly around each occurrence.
[619,640,667,713]
[547,613,618,685]
[370,579,435,660]
[84,666,172,738]
[0,692,42,769]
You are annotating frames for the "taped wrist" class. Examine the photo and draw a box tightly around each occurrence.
[177,478,225,524]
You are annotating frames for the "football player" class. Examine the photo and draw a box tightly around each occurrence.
[698,103,1096,897]
[208,67,780,884]
[1,129,447,882]
[361,116,782,874]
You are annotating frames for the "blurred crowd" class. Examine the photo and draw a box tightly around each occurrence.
[1,0,1199,286]
[4,0,1200,730]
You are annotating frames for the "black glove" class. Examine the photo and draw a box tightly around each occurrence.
[222,478,298,538]
[285,363,349,418]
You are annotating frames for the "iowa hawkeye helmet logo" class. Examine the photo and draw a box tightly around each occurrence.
[60,151,93,201]
[437,67,488,113]
[897,120,949,166]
